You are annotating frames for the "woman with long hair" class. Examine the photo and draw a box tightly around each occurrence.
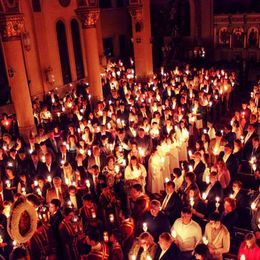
[124,156,147,191]
[128,232,157,260]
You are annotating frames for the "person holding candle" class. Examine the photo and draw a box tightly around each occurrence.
[99,175,120,228]
[125,156,147,191]
[46,177,69,206]
[79,194,101,232]
[39,152,61,179]
[161,181,182,225]
[17,173,32,195]
[208,131,226,165]
[181,172,198,203]
[187,186,207,229]
[87,146,107,172]
[175,121,189,162]
[68,185,82,210]
[142,200,170,242]
[171,207,202,259]
[128,232,157,260]
[49,198,63,260]
[62,162,76,186]
[215,159,231,191]
[204,212,230,260]
[204,171,224,215]
[238,233,260,260]
[192,151,206,191]
[147,148,165,195]
[4,167,18,196]
[129,184,150,234]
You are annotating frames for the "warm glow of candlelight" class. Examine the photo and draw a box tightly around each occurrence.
[86,179,91,188]
[202,236,208,245]
[143,222,148,232]
[109,213,115,223]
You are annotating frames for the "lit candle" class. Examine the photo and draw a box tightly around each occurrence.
[7,162,13,167]
[13,240,17,247]
[143,222,148,232]
[202,236,208,245]
[205,175,210,184]
[47,175,52,183]
[202,192,207,200]
[103,231,109,242]
[239,255,246,260]
[188,165,193,172]
[67,201,72,207]
[131,255,136,260]
[41,155,46,163]
[115,165,120,174]
[91,209,96,219]
[138,147,145,157]
[165,177,170,183]
[86,179,91,188]
[109,213,115,223]
[87,150,91,156]
[190,197,194,207]
[5,180,11,188]
[21,187,26,195]
[251,202,256,210]
[188,150,192,157]
[215,197,220,211]
[0,235,3,243]
[36,187,42,196]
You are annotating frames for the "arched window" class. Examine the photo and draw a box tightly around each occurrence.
[56,20,72,84]
[71,19,84,80]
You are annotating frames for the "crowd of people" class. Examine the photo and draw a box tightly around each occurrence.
[0,59,259,260]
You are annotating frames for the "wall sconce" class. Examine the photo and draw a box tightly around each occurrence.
[45,66,55,85]
[7,66,15,78]
[22,31,31,52]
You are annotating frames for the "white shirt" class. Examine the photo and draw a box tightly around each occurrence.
[159,249,167,259]
[172,218,202,251]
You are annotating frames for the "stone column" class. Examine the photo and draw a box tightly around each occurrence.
[76,6,103,101]
[129,0,153,80]
[0,13,36,138]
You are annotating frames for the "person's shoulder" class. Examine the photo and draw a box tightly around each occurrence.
[191,219,202,229]
[221,224,230,235]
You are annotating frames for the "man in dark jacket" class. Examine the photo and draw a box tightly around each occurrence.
[142,200,170,242]
[155,232,180,260]
[49,199,63,260]
[161,181,182,225]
